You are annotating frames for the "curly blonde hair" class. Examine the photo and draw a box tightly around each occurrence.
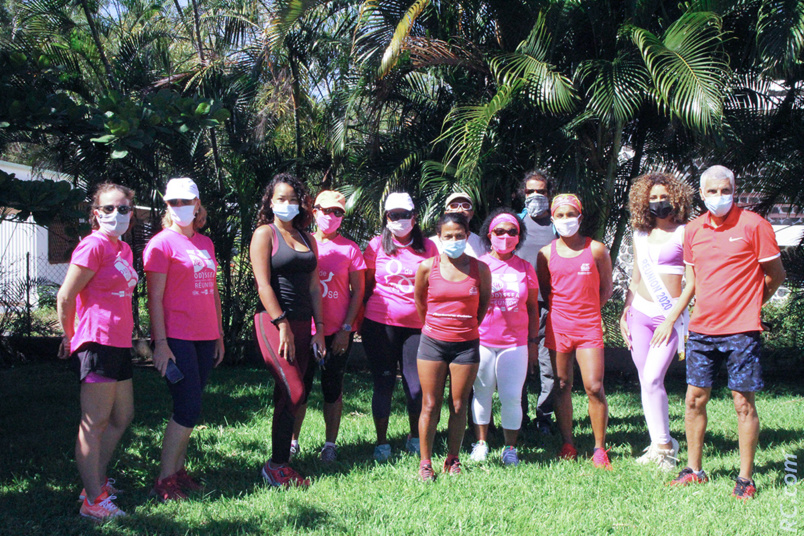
[628,172,692,232]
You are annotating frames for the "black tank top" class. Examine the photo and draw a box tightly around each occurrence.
[256,224,317,320]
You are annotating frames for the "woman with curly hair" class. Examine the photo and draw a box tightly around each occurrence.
[251,173,326,488]
[619,172,694,470]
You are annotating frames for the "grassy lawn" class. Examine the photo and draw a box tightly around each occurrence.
[1,361,802,535]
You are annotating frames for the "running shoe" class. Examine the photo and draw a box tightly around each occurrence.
[78,477,118,502]
[150,474,188,502]
[320,444,337,463]
[260,461,310,488]
[732,476,757,500]
[419,461,436,482]
[501,446,520,467]
[636,443,659,465]
[175,467,203,492]
[655,438,680,472]
[668,467,709,486]
[79,491,125,522]
[558,443,578,461]
[469,441,489,462]
[592,448,613,470]
[373,443,392,462]
[289,440,300,459]
[443,455,462,475]
[405,435,420,455]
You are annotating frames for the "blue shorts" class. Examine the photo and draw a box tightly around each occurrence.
[686,331,763,392]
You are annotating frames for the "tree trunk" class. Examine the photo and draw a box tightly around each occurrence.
[79,0,117,91]
[289,55,303,176]
[609,118,646,264]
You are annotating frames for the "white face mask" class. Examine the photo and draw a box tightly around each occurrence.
[272,202,300,222]
[553,217,580,237]
[704,194,733,217]
[97,211,131,237]
[168,205,197,227]
[387,218,413,237]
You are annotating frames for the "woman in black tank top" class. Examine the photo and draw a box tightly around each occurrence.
[250,173,325,489]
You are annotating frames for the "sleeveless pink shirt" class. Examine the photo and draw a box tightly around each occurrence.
[422,256,481,342]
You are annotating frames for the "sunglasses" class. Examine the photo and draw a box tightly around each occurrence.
[525,188,548,196]
[386,210,414,221]
[166,199,195,207]
[315,206,345,218]
[448,202,473,211]
[492,228,518,237]
[95,205,132,215]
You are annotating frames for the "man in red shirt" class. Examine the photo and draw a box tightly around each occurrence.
[671,165,786,499]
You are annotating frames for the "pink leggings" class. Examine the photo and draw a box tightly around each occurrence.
[626,295,679,445]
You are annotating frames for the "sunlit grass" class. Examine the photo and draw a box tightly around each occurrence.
[1,362,802,535]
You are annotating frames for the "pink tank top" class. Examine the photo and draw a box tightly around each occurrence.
[547,238,601,335]
[422,256,481,342]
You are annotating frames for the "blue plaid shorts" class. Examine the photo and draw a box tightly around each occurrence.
[686,331,763,392]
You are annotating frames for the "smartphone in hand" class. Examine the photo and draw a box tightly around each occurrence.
[313,343,326,370]
[165,360,185,384]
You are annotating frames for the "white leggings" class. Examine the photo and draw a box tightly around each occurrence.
[472,345,528,430]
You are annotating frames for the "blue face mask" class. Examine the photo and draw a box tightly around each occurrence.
[442,239,467,259]
[526,194,550,218]
[272,202,300,222]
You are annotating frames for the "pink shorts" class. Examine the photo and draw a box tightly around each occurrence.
[544,329,603,353]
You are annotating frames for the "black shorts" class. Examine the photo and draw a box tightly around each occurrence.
[71,342,133,382]
[686,331,763,392]
[417,335,480,365]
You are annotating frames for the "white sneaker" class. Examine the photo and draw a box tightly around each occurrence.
[655,437,680,472]
[470,441,489,462]
[636,443,658,465]
[289,441,300,459]
[501,446,520,466]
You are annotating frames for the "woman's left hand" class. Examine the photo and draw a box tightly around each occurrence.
[331,330,349,357]
[650,319,675,348]
[214,337,225,366]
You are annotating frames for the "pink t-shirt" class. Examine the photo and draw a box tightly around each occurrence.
[143,229,219,341]
[364,235,438,328]
[313,234,367,336]
[478,253,538,348]
[69,231,138,352]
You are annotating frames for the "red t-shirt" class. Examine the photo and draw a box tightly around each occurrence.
[683,206,781,335]
[422,256,482,342]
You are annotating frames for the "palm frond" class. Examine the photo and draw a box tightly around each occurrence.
[577,51,650,125]
[377,0,430,78]
[756,0,804,78]
[630,11,728,134]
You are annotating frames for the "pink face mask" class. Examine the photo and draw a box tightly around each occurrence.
[316,212,342,234]
[491,234,518,254]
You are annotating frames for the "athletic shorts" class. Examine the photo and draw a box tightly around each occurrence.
[417,335,480,365]
[544,329,604,354]
[686,331,763,392]
[71,342,133,383]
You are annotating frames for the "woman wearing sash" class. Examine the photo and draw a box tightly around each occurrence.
[619,173,693,470]
[251,173,325,488]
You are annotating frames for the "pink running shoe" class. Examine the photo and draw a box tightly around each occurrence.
[79,491,125,522]
[442,455,462,475]
[592,448,613,470]
[78,477,118,502]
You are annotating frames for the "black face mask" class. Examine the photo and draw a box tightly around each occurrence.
[649,200,673,219]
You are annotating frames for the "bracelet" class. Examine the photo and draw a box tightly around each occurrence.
[528,337,539,344]
[270,311,287,326]
[154,338,167,343]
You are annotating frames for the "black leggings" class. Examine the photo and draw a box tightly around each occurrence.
[361,318,422,420]
[302,332,354,405]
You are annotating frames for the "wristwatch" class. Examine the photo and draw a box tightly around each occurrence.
[341,323,352,332]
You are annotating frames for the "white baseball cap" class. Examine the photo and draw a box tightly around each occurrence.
[165,177,199,200]
[445,192,473,208]
[384,192,415,211]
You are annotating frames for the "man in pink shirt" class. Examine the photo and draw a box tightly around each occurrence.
[671,165,785,499]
